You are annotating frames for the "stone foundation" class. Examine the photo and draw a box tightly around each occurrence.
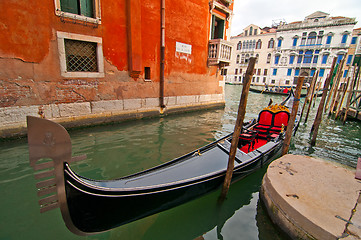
[0,93,224,139]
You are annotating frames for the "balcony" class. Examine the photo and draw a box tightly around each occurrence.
[208,39,233,66]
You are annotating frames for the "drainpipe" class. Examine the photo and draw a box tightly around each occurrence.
[160,0,166,112]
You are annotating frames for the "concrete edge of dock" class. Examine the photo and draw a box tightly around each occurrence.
[260,154,361,240]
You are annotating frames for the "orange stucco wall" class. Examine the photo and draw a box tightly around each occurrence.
[0,0,229,108]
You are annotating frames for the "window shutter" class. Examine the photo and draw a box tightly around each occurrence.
[80,0,94,17]
[60,0,79,15]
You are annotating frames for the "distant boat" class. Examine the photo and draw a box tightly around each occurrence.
[249,87,322,98]
[27,91,299,236]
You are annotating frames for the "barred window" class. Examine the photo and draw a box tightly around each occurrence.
[57,31,104,78]
[65,39,98,72]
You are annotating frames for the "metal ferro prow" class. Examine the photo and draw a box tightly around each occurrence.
[27,116,87,235]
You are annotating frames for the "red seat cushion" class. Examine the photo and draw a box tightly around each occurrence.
[273,111,290,127]
[258,110,273,126]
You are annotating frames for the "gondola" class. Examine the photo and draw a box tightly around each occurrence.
[27,91,299,236]
[249,87,307,97]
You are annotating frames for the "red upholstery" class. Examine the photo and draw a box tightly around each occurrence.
[257,110,273,126]
[273,111,290,127]
[254,109,290,139]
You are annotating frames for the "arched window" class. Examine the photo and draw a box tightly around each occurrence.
[250,26,253,36]
[268,38,274,48]
[303,50,313,63]
[307,32,317,45]
[267,53,271,63]
[236,55,240,64]
[245,53,250,63]
[252,40,256,49]
[256,39,262,49]
[255,54,259,63]
[237,41,242,50]
[277,37,283,48]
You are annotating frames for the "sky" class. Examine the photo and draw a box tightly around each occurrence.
[230,0,361,36]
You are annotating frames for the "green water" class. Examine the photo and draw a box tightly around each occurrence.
[0,85,360,240]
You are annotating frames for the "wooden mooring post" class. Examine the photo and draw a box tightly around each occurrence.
[281,76,304,156]
[311,57,337,146]
[343,66,361,123]
[335,76,351,120]
[325,58,345,113]
[301,70,318,123]
[219,57,256,202]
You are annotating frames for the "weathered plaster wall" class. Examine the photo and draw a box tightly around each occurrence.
[0,0,227,137]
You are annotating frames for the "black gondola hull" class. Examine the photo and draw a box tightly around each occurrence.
[64,138,283,233]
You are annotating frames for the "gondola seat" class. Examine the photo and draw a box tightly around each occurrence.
[254,110,290,139]
[238,129,258,152]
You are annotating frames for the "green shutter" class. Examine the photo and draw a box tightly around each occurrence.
[211,15,215,40]
[218,19,224,39]
[80,0,94,18]
[60,0,79,15]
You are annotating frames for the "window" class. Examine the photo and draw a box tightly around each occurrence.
[313,55,318,64]
[267,53,271,63]
[274,55,280,64]
[239,69,242,74]
[341,34,348,44]
[263,77,266,83]
[256,39,262,49]
[317,36,323,45]
[306,32,317,45]
[326,35,332,44]
[277,38,282,47]
[311,69,316,76]
[287,68,292,76]
[250,27,253,36]
[144,67,151,80]
[322,54,328,64]
[303,50,313,63]
[351,37,358,45]
[268,39,274,48]
[60,0,94,17]
[272,69,277,76]
[235,69,238,75]
[236,55,240,64]
[289,55,295,64]
[271,79,275,84]
[254,29,258,35]
[211,15,225,39]
[295,69,300,76]
[55,0,101,23]
[347,55,353,65]
[221,68,227,75]
[293,38,298,46]
[319,68,325,77]
[300,37,306,45]
[237,41,242,50]
[264,69,268,76]
[285,80,290,85]
[245,30,248,36]
[57,31,104,78]
[343,70,348,78]
[297,55,303,64]
[255,54,259,63]
[257,69,261,75]
[337,54,344,64]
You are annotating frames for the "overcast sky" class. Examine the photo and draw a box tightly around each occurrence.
[230,0,361,36]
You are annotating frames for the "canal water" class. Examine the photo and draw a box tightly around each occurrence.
[1,85,360,240]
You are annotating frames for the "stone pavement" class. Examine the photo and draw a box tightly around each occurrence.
[260,154,361,240]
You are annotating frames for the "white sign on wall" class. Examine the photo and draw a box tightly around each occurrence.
[176,42,192,54]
